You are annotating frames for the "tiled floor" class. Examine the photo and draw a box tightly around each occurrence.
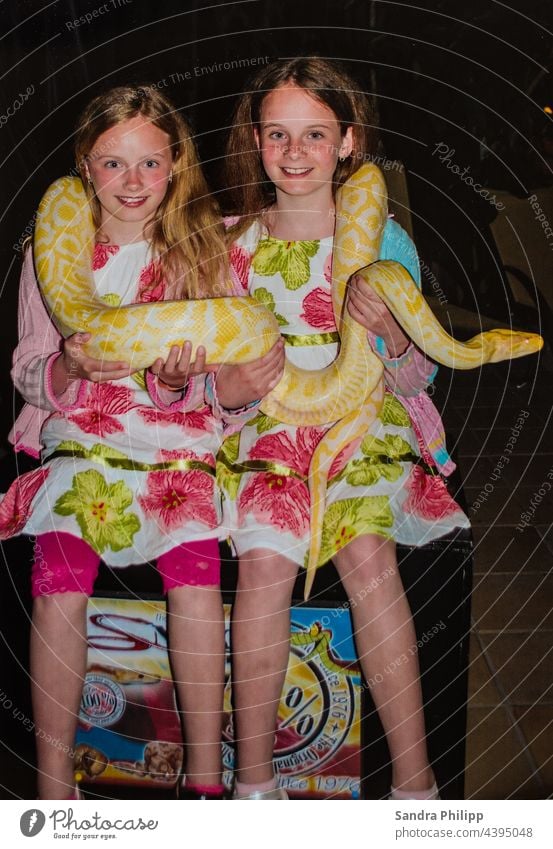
[434,353,553,799]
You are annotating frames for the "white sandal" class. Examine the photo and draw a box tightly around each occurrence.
[232,786,288,800]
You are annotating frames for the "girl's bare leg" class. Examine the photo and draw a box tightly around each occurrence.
[231,549,298,784]
[167,584,225,786]
[334,535,435,792]
[31,593,88,800]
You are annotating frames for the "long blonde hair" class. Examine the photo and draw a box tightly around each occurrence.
[75,84,230,299]
[224,57,379,241]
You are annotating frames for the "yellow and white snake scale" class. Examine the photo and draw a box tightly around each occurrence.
[33,163,543,598]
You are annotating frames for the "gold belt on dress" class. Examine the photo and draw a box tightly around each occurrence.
[45,448,216,476]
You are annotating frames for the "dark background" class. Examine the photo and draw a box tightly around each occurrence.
[1,0,552,440]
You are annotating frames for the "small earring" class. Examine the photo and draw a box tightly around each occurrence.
[168,172,173,184]
[338,155,346,162]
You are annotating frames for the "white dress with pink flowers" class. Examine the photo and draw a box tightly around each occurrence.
[1,242,228,566]
[221,219,469,568]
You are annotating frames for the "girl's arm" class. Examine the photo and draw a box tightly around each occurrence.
[347,219,437,397]
[211,339,285,410]
[13,248,136,411]
[204,338,285,429]
[12,247,83,411]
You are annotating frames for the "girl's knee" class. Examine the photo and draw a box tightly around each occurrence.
[334,535,397,590]
[32,591,89,620]
[237,550,298,599]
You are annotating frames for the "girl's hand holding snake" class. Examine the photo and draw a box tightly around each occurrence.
[347,272,410,358]
[214,338,285,409]
[149,342,218,392]
[52,332,136,395]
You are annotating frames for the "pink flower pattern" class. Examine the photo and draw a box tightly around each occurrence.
[239,472,310,537]
[158,448,216,466]
[68,382,134,437]
[248,427,324,476]
[230,245,252,291]
[137,259,165,302]
[139,469,218,530]
[300,287,335,330]
[0,467,50,539]
[403,465,461,520]
[238,426,326,536]
[138,405,215,433]
[92,244,120,270]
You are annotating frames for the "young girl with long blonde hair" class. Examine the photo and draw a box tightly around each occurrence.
[2,84,282,800]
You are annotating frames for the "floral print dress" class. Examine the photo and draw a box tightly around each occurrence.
[0,242,225,566]
[220,219,469,568]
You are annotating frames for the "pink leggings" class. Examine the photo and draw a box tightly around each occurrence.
[31,532,221,598]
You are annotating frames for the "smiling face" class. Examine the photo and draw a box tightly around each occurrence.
[256,84,353,208]
[85,115,173,243]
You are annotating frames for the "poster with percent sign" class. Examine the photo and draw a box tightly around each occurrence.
[75,597,183,789]
[222,604,363,799]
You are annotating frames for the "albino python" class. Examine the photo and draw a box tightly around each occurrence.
[34,163,542,598]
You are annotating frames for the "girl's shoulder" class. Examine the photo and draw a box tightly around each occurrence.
[226,216,266,250]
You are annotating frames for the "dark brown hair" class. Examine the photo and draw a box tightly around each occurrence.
[75,84,230,299]
[224,57,378,237]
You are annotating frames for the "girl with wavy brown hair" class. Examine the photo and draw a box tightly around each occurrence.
[221,57,467,800]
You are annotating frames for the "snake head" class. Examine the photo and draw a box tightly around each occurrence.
[473,329,544,362]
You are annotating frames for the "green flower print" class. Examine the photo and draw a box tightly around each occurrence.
[217,433,241,500]
[253,287,288,326]
[378,394,410,427]
[337,433,413,487]
[56,441,130,462]
[132,370,147,391]
[54,468,140,554]
[315,496,393,567]
[101,293,122,306]
[252,238,319,289]
[360,432,413,460]
[246,411,281,435]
